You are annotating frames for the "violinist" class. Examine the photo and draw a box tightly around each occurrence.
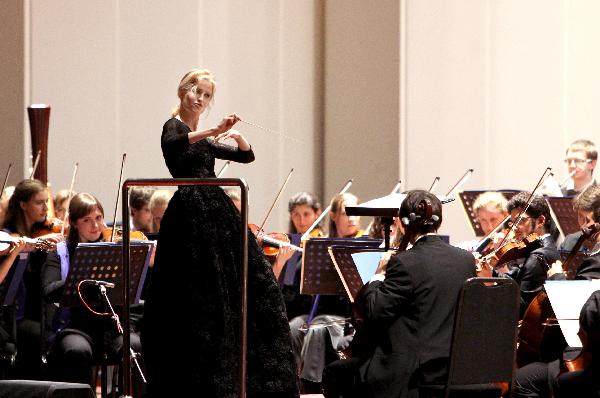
[561,139,597,197]
[457,191,508,253]
[322,190,476,398]
[148,189,172,233]
[53,189,76,221]
[41,192,142,387]
[0,178,63,378]
[328,193,364,238]
[558,185,600,253]
[0,185,14,227]
[480,192,560,316]
[128,186,155,235]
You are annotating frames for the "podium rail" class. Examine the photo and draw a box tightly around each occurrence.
[122,178,249,398]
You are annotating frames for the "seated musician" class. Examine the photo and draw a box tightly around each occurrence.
[556,290,600,397]
[53,189,76,221]
[42,192,142,387]
[322,190,476,398]
[514,290,600,398]
[0,185,14,227]
[0,179,63,379]
[0,238,26,360]
[148,189,173,233]
[277,192,362,392]
[457,191,508,252]
[559,185,600,253]
[129,186,155,234]
[561,139,597,197]
[480,192,560,317]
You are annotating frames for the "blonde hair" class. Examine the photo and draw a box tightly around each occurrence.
[472,191,508,214]
[149,190,173,212]
[566,139,597,161]
[171,68,217,117]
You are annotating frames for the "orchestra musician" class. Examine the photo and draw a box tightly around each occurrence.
[457,191,508,252]
[41,192,142,387]
[148,189,173,233]
[128,187,156,234]
[479,192,560,317]
[141,68,298,397]
[322,190,476,398]
[561,139,597,197]
[0,179,63,378]
[0,238,26,363]
[53,189,76,221]
[0,186,14,227]
[558,185,600,253]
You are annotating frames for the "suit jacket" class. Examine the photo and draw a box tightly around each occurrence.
[357,235,476,398]
[549,252,600,281]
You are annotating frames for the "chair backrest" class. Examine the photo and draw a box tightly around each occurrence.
[445,277,520,394]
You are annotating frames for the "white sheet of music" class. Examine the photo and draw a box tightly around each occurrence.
[544,280,600,347]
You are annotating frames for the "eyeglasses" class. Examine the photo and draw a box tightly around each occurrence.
[506,216,532,228]
[564,158,591,165]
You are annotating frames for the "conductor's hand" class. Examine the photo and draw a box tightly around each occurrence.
[215,114,241,136]
[215,129,243,144]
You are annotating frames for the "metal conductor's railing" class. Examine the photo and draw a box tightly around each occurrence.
[121,178,249,398]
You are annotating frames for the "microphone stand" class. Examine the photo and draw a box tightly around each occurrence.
[98,284,146,397]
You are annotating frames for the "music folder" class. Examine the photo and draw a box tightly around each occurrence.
[61,241,155,307]
[300,237,381,296]
[328,246,386,302]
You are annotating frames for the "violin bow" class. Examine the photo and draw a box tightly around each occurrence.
[216,161,231,178]
[301,179,354,241]
[257,168,294,234]
[1,163,12,200]
[29,150,42,179]
[363,180,402,235]
[60,162,79,235]
[493,167,553,250]
[110,154,127,242]
[428,176,441,193]
[445,168,474,198]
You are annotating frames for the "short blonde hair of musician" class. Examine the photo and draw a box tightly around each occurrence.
[472,191,508,214]
[149,190,173,212]
[171,68,217,117]
[328,192,358,238]
[566,139,598,162]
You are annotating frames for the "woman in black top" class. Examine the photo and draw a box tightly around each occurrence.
[141,68,298,398]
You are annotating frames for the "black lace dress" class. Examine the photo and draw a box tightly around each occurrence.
[142,118,299,397]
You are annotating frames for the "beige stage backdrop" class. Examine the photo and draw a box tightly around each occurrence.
[2,0,600,243]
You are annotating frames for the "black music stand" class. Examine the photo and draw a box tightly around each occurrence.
[61,242,154,307]
[546,196,579,237]
[1,253,28,306]
[346,193,455,250]
[300,238,381,296]
[458,190,519,237]
[328,246,385,302]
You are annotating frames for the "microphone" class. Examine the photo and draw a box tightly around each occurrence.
[90,280,115,289]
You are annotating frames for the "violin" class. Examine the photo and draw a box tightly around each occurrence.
[0,230,55,252]
[249,224,302,257]
[31,217,68,238]
[482,232,541,269]
[101,226,148,242]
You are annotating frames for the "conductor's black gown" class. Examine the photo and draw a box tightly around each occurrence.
[142,118,299,397]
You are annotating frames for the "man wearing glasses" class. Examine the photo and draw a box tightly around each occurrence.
[562,139,597,197]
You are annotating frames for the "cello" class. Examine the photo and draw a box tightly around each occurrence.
[517,222,600,367]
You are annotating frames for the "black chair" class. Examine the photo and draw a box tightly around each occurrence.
[420,277,520,398]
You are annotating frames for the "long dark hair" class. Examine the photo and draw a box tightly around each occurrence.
[67,193,105,246]
[2,179,46,236]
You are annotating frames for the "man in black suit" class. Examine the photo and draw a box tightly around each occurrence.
[559,185,600,254]
[489,192,560,317]
[322,190,476,398]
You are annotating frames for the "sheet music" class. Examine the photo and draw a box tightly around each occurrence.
[351,251,384,284]
[545,280,600,347]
